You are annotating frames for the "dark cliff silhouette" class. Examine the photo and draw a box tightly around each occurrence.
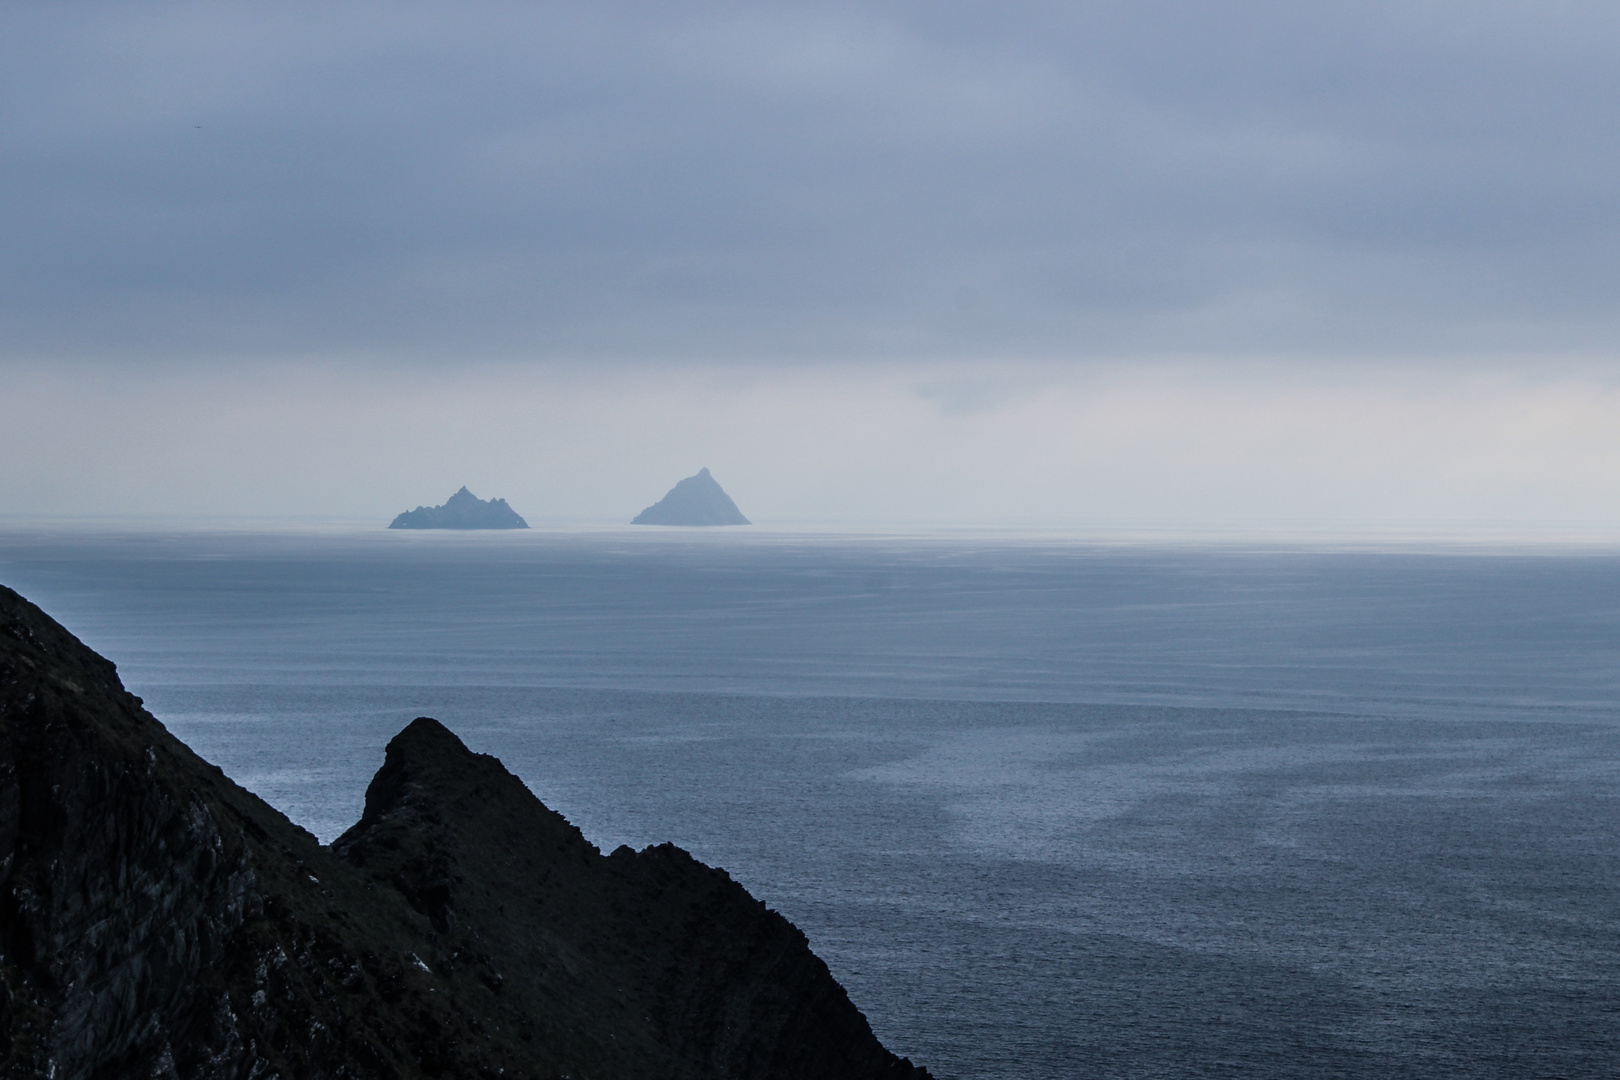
[0,584,929,1080]
[389,486,529,529]
[632,468,751,526]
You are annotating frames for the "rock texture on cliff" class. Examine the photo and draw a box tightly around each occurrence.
[389,487,529,529]
[632,469,750,526]
[0,584,928,1080]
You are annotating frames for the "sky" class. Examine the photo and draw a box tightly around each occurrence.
[4,1,1620,531]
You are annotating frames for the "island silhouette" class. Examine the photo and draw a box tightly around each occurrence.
[389,486,529,529]
[632,467,751,526]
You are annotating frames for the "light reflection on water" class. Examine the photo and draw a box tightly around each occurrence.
[2,529,1617,1079]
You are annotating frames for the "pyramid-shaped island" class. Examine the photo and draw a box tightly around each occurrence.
[633,468,751,526]
[390,487,529,529]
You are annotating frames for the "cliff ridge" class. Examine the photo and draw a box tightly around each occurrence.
[0,584,927,1080]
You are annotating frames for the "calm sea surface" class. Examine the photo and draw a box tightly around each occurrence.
[2,528,1617,1079]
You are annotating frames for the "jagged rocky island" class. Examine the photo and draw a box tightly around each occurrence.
[633,468,751,526]
[390,486,529,529]
[0,585,929,1079]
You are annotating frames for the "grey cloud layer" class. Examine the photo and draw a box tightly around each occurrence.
[4,1,1618,363]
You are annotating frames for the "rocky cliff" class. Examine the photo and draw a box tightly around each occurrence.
[0,584,928,1080]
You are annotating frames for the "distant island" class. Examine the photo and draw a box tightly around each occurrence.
[389,486,529,529]
[632,467,751,526]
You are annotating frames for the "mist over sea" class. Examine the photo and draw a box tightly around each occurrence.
[2,528,1616,1079]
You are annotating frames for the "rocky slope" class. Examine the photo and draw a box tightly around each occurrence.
[0,584,928,1080]
[631,469,750,526]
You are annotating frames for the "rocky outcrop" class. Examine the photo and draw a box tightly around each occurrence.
[389,487,529,529]
[632,469,750,526]
[0,584,929,1080]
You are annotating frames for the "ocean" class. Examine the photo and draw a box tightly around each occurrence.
[1,527,1616,1079]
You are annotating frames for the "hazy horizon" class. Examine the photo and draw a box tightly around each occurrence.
[6,3,1620,533]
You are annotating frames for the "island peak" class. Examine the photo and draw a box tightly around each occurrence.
[633,468,751,526]
[389,486,529,529]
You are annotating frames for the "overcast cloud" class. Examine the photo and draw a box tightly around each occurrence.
[4,3,1620,528]
[7,0,1620,363]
